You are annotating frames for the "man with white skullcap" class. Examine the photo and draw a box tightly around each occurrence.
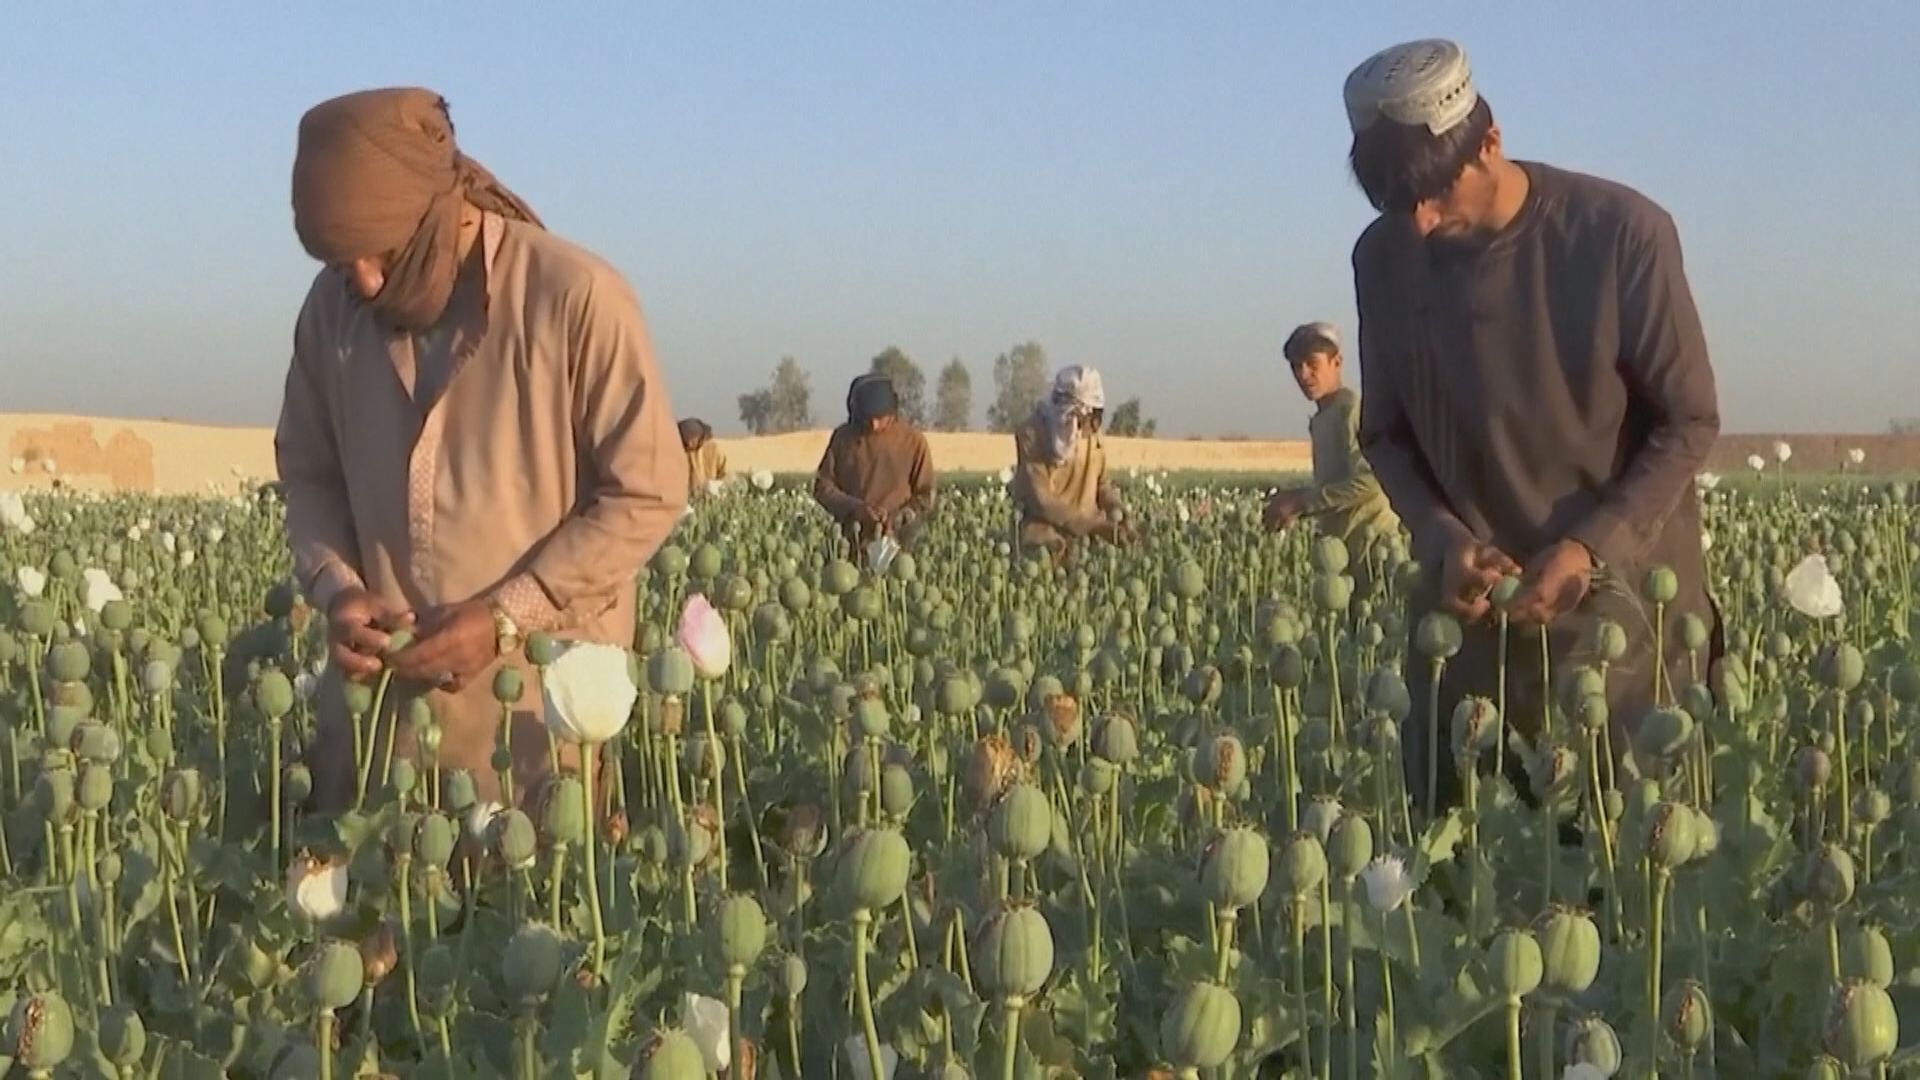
[1341,40,1723,817]
[1010,365,1127,561]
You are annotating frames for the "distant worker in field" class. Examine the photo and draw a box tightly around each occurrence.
[1262,320,1399,588]
[1011,365,1128,561]
[680,418,727,497]
[275,87,688,812]
[1341,40,1721,815]
[812,373,937,556]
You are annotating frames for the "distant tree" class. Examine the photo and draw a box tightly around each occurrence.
[987,341,1049,432]
[1890,418,1920,436]
[1106,397,1157,437]
[933,358,973,431]
[737,389,775,435]
[868,347,928,426]
[737,357,814,434]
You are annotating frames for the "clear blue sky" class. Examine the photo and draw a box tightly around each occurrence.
[3,2,1914,437]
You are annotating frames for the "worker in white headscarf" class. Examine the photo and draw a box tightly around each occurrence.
[1010,365,1127,560]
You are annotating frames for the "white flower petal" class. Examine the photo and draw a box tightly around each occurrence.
[542,642,638,744]
[683,992,731,1072]
[1783,554,1844,619]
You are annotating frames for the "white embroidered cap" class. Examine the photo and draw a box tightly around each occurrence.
[1344,39,1479,136]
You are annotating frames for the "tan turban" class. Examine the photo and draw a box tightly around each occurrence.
[291,88,543,331]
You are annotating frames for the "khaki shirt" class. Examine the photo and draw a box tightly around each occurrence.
[1301,387,1398,550]
[1010,412,1109,545]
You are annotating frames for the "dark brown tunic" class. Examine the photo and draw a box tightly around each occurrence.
[811,422,937,551]
[1353,161,1723,810]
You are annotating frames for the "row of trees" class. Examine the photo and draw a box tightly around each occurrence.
[734,343,1156,436]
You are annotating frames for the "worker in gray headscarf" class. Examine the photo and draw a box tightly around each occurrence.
[1010,365,1128,561]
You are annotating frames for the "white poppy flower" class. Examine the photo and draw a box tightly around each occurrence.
[82,568,123,613]
[1176,501,1191,525]
[1848,447,1867,466]
[16,567,47,597]
[160,531,176,554]
[466,801,504,843]
[751,469,775,491]
[1360,854,1414,913]
[1747,454,1766,473]
[294,672,317,701]
[6,457,21,475]
[705,478,726,497]
[1694,472,1720,492]
[0,493,28,531]
[1783,554,1843,619]
[998,466,1014,485]
[842,1036,900,1080]
[41,459,56,475]
[682,992,730,1072]
[205,526,225,546]
[542,641,638,744]
[181,550,196,568]
[866,535,901,574]
[1701,531,1713,553]
[1773,440,1792,464]
[285,854,348,922]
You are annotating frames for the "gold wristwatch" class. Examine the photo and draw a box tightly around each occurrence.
[490,604,522,658]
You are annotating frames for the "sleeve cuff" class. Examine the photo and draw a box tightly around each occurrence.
[491,573,565,634]
[1566,506,1633,571]
[305,561,364,615]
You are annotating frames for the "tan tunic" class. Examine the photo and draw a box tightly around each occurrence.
[275,213,689,808]
[1301,387,1399,551]
[812,423,936,550]
[1010,412,1110,551]
[688,442,728,495]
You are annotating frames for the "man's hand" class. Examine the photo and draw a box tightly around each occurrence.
[1504,539,1594,627]
[854,502,885,528]
[1439,537,1521,622]
[1262,491,1305,531]
[386,599,499,693]
[328,588,415,681]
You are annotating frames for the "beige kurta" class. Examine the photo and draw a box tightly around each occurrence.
[687,442,728,495]
[275,213,689,809]
[1009,412,1111,553]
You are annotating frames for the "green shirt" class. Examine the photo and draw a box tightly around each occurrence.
[1302,387,1399,549]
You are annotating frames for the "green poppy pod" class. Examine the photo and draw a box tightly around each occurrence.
[1825,979,1899,1068]
[256,670,296,720]
[651,545,689,578]
[1634,707,1694,763]
[1644,801,1696,869]
[1183,665,1223,707]
[161,768,201,822]
[77,763,113,812]
[843,586,883,622]
[501,922,565,1008]
[493,809,538,868]
[936,675,974,716]
[880,764,915,818]
[1840,924,1895,988]
[778,577,812,615]
[780,954,809,998]
[1596,620,1629,662]
[543,778,589,848]
[1277,830,1327,898]
[976,902,1056,1002]
[413,812,457,867]
[303,941,364,1012]
[98,1004,146,1067]
[1160,981,1241,1070]
[985,667,1027,710]
[1804,844,1857,908]
[1678,613,1709,651]
[100,598,134,632]
[522,631,561,667]
[839,827,912,912]
[715,573,753,612]
[1268,644,1306,689]
[1197,732,1248,793]
[1565,1017,1622,1076]
[989,784,1052,862]
[820,559,860,597]
[1081,759,1118,796]
[47,640,90,683]
[648,647,697,698]
[1311,536,1351,575]
[1662,979,1712,1052]
[1798,746,1833,793]
[1490,574,1523,607]
[1365,669,1412,722]
[635,1029,708,1080]
[1486,927,1544,1001]
[715,893,769,970]
[1169,560,1206,600]
[1095,715,1139,765]
[1415,612,1462,660]
[1816,642,1866,692]
[1451,696,1500,758]
[1202,826,1271,911]
[1535,906,1601,997]
[1327,814,1374,881]
[1642,566,1679,605]
[18,599,58,638]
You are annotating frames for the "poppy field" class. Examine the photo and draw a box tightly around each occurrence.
[0,465,1916,1079]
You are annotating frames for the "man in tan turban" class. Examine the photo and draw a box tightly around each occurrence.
[275,88,688,810]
